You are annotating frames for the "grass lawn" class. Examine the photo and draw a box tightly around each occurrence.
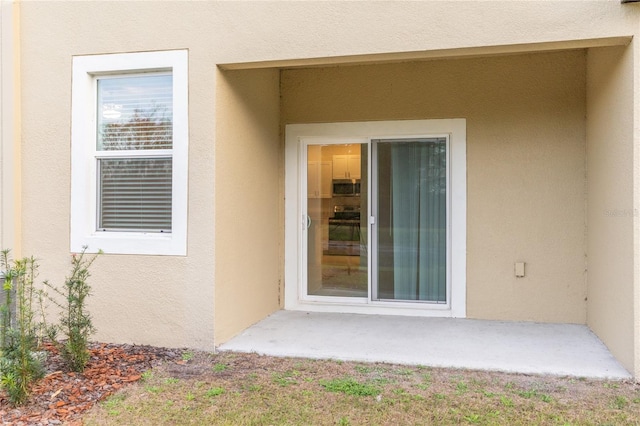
[82,351,640,425]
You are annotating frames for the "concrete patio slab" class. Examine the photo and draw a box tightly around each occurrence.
[218,310,631,379]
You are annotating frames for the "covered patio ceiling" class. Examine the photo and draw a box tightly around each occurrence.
[219,311,630,379]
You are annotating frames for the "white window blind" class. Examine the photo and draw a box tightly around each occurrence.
[96,74,173,232]
[98,158,172,231]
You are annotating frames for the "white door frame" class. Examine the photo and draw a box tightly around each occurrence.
[284,119,467,318]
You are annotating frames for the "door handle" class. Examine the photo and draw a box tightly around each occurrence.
[306,215,311,229]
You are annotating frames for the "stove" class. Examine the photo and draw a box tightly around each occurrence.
[331,205,361,220]
[327,205,362,256]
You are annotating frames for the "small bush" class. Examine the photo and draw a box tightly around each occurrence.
[0,251,45,405]
[44,247,100,372]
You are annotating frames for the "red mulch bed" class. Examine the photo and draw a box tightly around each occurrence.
[0,342,181,425]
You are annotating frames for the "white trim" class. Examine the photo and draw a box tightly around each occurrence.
[450,121,467,317]
[284,120,466,317]
[71,50,188,255]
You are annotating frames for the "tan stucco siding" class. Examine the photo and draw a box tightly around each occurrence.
[214,68,281,344]
[586,45,636,374]
[19,4,219,350]
[281,51,588,324]
[17,2,640,67]
[15,0,640,361]
[0,1,20,255]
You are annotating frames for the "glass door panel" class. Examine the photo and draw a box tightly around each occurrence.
[374,138,447,302]
[306,143,368,298]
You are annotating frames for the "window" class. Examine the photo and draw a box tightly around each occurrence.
[71,50,188,255]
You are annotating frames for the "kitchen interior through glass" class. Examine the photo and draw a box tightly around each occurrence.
[306,143,368,298]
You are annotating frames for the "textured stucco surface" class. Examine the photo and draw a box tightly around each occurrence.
[0,2,20,255]
[586,45,636,374]
[19,2,219,350]
[282,51,588,324]
[13,0,640,376]
[214,68,281,344]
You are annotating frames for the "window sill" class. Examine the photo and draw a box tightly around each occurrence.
[71,231,186,256]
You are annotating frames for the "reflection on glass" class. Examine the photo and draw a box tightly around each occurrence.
[307,144,368,298]
[97,75,173,151]
[375,138,447,302]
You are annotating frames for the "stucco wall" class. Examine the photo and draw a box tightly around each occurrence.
[0,1,20,254]
[214,68,281,344]
[14,0,640,357]
[18,2,219,349]
[586,45,636,374]
[281,51,588,324]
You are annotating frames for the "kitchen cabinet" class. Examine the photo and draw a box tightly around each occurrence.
[307,161,332,198]
[332,155,361,179]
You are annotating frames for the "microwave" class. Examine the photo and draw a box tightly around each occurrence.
[333,179,361,197]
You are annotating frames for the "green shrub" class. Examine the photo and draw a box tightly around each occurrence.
[44,247,101,372]
[0,251,44,405]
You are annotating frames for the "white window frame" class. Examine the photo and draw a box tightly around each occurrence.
[284,119,466,317]
[71,50,188,255]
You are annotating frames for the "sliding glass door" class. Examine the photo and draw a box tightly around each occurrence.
[373,138,448,302]
[286,120,464,315]
[301,135,449,305]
